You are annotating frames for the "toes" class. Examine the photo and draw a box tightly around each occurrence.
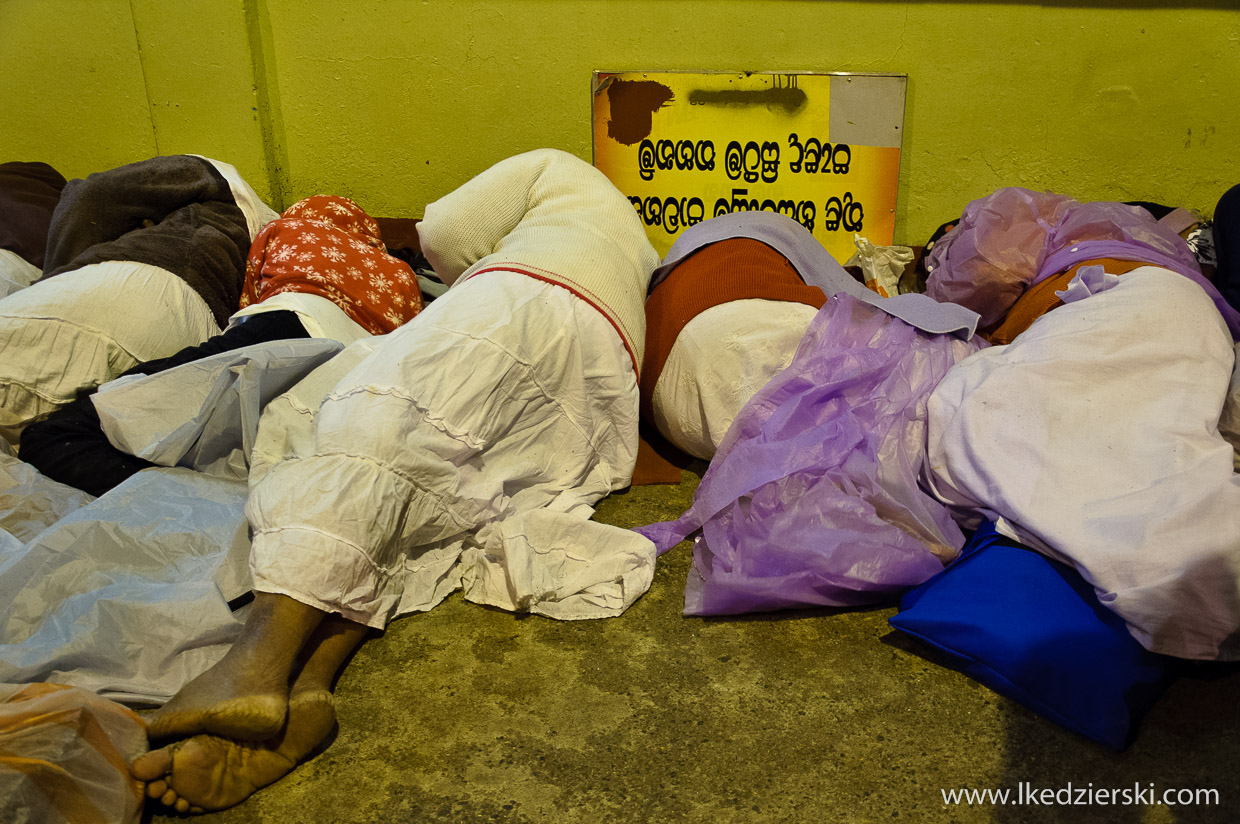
[161,788,179,807]
[146,779,168,799]
[175,797,191,814]
[131,747,173,781]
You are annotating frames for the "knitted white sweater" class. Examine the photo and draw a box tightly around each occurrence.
[416,149,658,372]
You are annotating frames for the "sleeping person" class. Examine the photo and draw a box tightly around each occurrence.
[19,195,423,497]
[640,213,828,460]
[129,148,660,813]
[0,161,67,298]
[637,211,984,616]
[1212,182,1240,314]
[921,187,1240,661]
[0,155,277,446]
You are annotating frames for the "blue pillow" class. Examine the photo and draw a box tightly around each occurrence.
[888,521,1178,750]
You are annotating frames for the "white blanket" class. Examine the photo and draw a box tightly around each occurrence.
[0,261,219,446]
[926,266,1240,660]
[652,299,819,460]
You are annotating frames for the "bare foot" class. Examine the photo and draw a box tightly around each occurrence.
[132,690,336,814]
[144,659,288,742]
[145,592,330,742]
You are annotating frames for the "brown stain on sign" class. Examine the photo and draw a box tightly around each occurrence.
[605,79,675,146]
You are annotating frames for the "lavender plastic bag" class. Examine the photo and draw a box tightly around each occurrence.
[923,188,1075,327]
[925,187,1239,337]
[637,295,985,616]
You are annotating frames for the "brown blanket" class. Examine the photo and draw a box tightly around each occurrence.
[0,161,67,268]
[40,155,250,327]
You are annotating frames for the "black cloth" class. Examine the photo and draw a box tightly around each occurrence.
[20,311,309,497]
[40,155,250,327]
[1123,200,1177,221]
[1214,184,1240,313]
[0,161,67,268]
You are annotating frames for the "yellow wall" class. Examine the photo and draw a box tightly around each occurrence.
[2,0,1237,245]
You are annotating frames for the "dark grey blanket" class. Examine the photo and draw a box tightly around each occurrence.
[0,161,67,268]
[40,155,250,327]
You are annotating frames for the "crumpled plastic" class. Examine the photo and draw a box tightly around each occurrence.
[0,340,356,706]
[1054,264,1125,304]
[925,187,1208,329]
[0,452,93,544]
[0,682,147,824]
[845,234,913,297]
[0,467,251,704]
[636,294,985,615]
[94,337,344,479]
[0,252,40,300]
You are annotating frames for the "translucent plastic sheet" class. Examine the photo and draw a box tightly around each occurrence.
[0,682,147,824]
[637,295,985,615]
[0,339,346,704]
[924,187,1232,332]
[0,468,250,703]
[0,452,93,544]
[0,249,40,300]
[94,337,343,478]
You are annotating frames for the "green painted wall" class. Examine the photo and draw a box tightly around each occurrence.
[2,0,1237,244]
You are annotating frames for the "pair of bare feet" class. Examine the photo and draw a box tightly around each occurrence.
[130,595,367,814]
[132,688,337,813]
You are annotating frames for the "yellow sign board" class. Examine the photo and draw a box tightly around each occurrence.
[592,71,906,262]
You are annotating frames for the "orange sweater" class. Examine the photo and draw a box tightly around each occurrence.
[985,258,1148,344]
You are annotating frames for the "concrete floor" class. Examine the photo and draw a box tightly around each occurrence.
[153,468,1240,824]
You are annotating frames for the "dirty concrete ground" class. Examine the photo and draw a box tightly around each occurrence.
[152,467,1240,824]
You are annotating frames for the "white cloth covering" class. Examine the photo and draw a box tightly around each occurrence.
[228,291,370,346]
[418,148,658,370]
[652,298,819,460]
[0,261,219,446]
[1216,340,1240,471]
[926,266,1240,660]
[248,270,656,627]
[0,249,39,300]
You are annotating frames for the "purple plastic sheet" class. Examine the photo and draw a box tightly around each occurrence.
[925,187,1240,339]
[636,295,985,616]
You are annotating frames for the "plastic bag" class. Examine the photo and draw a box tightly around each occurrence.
[636,295,985,615]
[924,187,1207,328]
[93,337,343,479]
[0,468,250,704]
[0,452,93,544]
[845,234,913,297]
[0,682,147,824]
